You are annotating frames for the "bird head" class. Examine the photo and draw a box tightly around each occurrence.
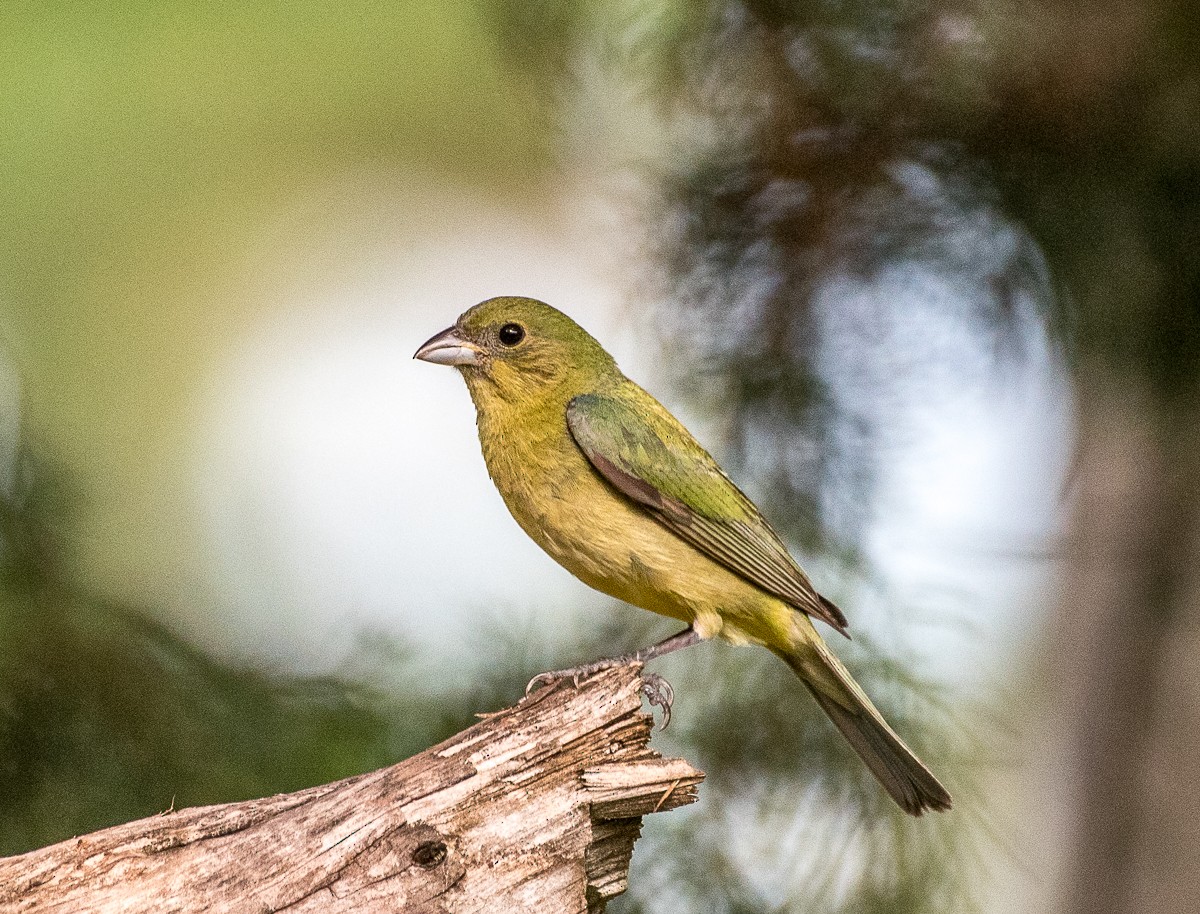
[414,296,615,401]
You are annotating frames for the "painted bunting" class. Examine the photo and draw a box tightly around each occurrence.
[415,296,951,815]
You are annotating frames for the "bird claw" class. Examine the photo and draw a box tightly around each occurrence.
[639,672,675,730]
[524,671,561,697]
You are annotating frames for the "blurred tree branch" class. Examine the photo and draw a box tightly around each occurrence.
[0,665,701,914]
[1050,389,1200,914]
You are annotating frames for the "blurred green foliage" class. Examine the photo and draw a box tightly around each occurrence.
[2,0,549,338]
[0,449,481,854]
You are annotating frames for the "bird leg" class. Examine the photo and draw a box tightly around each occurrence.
[524,627,700,728]
[631,626,702,662]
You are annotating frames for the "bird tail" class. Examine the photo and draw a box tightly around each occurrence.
[773,621,952,816]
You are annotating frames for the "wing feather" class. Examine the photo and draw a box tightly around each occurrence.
[567,392,848,635]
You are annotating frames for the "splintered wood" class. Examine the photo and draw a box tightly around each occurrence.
[0,665,703,914]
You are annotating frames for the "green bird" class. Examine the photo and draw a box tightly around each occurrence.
[415,296,951,815]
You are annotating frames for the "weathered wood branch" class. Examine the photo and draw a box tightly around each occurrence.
[0,665,702,914]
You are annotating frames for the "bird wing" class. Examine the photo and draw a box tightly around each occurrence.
[566,392,848,635]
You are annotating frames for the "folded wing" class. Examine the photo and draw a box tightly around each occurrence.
[567,392,848,636]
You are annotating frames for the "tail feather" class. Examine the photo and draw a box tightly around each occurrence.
[775,635,952,816]
[802,681,952,815]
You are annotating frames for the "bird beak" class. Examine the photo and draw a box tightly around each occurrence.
[413,326,484,366]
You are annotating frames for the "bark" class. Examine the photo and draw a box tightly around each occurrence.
[0,665,702,914]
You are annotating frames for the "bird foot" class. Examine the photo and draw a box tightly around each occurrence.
[524,661,676,729]
[524,657,627,695]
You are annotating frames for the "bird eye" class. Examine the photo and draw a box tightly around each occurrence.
[498,323,525,346]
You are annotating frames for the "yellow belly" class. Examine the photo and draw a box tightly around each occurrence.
[477,415,794,647]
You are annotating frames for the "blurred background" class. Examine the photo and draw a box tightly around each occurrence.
[2,2,1196,912]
